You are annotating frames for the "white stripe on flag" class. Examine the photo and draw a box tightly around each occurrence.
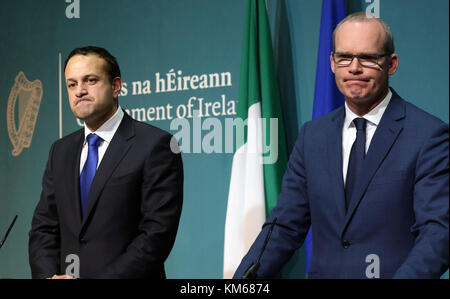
[223,102,266,278]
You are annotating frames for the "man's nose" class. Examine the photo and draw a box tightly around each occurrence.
[75,83,88,97]
[348,56,363,74]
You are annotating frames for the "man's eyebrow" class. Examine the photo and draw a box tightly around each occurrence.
[335,52,381,55]
[84,73,100,77]
[66,73,100,81]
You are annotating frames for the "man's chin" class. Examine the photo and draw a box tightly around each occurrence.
[344,94,377,110]
[344,88,368,99]
[345,95,368,104]
[71,108,92,121]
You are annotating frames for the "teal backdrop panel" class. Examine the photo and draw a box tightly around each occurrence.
[0,0,245,279]
[0,0,448,279]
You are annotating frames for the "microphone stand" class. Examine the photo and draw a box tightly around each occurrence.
[242,217,277,279]
[0,215,18,250]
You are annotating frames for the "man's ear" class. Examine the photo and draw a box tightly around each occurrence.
[388,53,399,75]
[330,53,336,74]
[112,77,122,98]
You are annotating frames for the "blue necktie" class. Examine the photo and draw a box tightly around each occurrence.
[80,133,102,215]
[345,118,367,211]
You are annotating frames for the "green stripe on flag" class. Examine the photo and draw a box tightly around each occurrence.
[224,0,289,278]
[235,0,288,216]
[257,0,288,216]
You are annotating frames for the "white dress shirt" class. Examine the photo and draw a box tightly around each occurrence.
[342,89,392,185]
[80,106,124,173]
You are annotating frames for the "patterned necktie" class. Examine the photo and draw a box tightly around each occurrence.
[80,133,102,215]
[345,118,367,211]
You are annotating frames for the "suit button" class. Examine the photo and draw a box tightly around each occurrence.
[342,240,351,249]
[80,238,87,244]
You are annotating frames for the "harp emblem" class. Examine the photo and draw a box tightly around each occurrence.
[7,71,43,156]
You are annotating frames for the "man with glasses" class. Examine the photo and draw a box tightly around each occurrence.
[234,12,448,278]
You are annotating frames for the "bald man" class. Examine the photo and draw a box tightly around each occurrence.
[234,12,448,279]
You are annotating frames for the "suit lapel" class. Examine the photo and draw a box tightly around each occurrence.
[64,130,84,229]
[81,113,135,229]
[341,92,405,237]
[327,108,347,221]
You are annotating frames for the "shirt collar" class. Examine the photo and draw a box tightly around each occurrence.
[83,106,124,144]
[344,88,392,129]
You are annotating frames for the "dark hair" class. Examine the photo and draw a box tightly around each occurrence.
[64,46,121,82]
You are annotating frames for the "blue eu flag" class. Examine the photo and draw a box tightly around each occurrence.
[305,0,346,275]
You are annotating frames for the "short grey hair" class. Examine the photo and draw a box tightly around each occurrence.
[332,12,395,54]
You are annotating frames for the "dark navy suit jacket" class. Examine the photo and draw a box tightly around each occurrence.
[29,112,183,279]
[234,90,449,278]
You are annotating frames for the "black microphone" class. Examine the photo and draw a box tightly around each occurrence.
[242,217,277,279]
[0,215,18,249]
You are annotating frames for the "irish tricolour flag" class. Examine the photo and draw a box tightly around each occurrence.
[223,0,287,278]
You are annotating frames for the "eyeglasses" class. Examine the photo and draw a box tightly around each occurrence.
[332,52,390,67]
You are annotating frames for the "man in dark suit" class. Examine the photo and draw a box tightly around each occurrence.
[29,46,183,279]
[234,13,448,278]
